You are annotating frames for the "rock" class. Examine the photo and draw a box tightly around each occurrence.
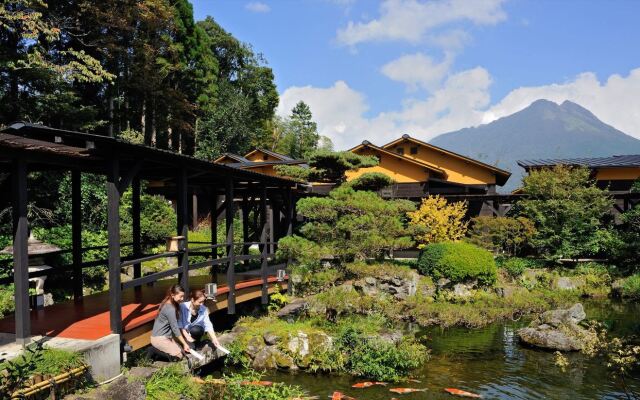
[102,376,146,400]
[287,331,309,357]
[452,283,474,298]
[378,330,403,344]
[436,278,451,289]
[391,277,403,286]
[245,336,264,357]
[539,303,586,328]
[127,366,157,381]
[252,346,278,369]
[495,285,518,298]
[517,303,595,351]
[364,276,377,285]
[263,331,281,346]
[553,276,585,290]
[308,332,333,350]
[276,299,308,319]
[274,350,297,370]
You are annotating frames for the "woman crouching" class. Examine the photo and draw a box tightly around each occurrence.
[179,288,221,349]
[150,284,191,359]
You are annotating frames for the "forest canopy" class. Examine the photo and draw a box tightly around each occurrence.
[0,0,280,159]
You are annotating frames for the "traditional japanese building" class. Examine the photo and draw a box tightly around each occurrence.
[346,134,511,199]
[214,148,306,177]
[517,155,640,192]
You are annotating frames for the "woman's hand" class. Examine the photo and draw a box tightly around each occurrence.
[183,344,191,353]
[185,333,194,343]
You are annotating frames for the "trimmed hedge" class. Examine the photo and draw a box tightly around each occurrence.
[417,242,497,285]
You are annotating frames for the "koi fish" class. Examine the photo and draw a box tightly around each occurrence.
[329,392,356,400]
[444,388,482,398]
[351,382,374,388]
[240,380,273,386]
[406,379,422,383]
[389,388,428,394]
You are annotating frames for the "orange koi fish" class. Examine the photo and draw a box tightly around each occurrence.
[329,392,356,400]
[389,388,428,394]
[444,388,482,398]
[351,382,374,388]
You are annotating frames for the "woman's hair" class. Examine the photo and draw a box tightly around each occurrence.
[190,288,206,302]
[159,284,184,320]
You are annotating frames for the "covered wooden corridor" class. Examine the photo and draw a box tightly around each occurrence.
[0,122,301,350]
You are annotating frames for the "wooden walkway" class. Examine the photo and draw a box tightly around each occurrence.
[0,274,287,349]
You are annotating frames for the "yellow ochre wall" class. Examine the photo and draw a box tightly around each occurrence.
[390,141,496,185]
[245,150,281,162]
[595,167,640,181]
[242,165,278,176]
[345,147,430,183]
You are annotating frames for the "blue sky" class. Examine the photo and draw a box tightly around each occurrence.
[191,0,640,149]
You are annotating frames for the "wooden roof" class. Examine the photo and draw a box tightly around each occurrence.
[383,134,511,186]
[0,122,298,190]
[244,148,294,162]
[350,140,447,177]
[518,155,640,170]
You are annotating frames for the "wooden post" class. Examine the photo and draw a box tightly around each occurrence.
[267,203,275,254]
[225,178,236,314]
[132,177,141,281]
[285,188,294,295]
[260,185,268,304]
[241,191,249,256]
[12,159,30,346]
[192,193,198,231]
[71,170,83,300]
[107,158,122,335]
[177,167,189,292]
[210,192,218,283]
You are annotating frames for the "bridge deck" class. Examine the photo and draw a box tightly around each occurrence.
[0,274,284,342]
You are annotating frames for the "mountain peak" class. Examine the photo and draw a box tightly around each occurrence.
[429,99,640,192]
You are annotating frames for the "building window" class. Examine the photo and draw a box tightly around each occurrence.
[396,147,404,155]
[410,146,418,155]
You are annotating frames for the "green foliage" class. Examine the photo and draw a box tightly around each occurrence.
[267,289,290,313]
[614,206,640,273]
[518,166,614,260]
[289,264,343,295]
[274,101,320,159]
[276,235,325,265]
[497,257,543,278]
[0,344,84,395]
[622,274,640,300]
[468,216,537,256]
[209,371,305,400]
[121,188,176,246]
[276,150,378,184]
[145,364,201,400]
[0,285,14,317]
[408,196,468,248]
[0,342,44,395]
[344,172,394,192]
[287,186,415,262]
[418,242,497,285]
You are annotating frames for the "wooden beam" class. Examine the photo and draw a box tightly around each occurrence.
[107,158,123,335]
[71,169,83,300]
[12,159,30,345]
[117,160,143,193]
[192,193,198,231]
[210,193,219,283]
[225,178,236,314]
[242,191,249,255]
[177,167,189,292]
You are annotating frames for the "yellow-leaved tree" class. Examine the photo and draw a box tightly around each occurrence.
[408,196,468,248]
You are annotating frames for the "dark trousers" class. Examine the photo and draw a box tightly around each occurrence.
[189,324,205,344]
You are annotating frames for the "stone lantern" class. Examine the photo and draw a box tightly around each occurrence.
[1,233,61,308]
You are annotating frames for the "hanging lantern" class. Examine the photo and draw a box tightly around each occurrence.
[277,269,286,282]
[205,283,217,299]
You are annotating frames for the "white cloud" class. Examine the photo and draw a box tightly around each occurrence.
[381,52,453,92]
[336,0,507,47]
[482,68,640,138]
[245,2,270,13]
[278,67,640,151]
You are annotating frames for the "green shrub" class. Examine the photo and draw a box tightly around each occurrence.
[622,274,640,299]
[468,216,536,256]
[417,242,497,285]
[497,257,545,278]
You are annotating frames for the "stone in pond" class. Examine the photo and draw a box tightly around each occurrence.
[517,303,595,351]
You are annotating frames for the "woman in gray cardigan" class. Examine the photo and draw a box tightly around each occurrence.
[150,284,191,359]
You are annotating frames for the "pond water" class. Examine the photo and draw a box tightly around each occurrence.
[245,300,640,400]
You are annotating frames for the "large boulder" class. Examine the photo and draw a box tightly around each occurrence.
[553,276,586,291]
[276,298,309,320]
[517,304,595,351]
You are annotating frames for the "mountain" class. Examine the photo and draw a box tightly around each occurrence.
[429,99,640,192]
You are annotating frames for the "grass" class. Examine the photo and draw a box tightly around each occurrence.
[201,371,305,400]
[145,364,201,400]
[0,347,85,377]
[622,274,640,299]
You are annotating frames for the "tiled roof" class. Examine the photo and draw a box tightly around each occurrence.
[518,155,640,169]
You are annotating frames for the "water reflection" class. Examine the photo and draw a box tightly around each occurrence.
[240,300,640,399]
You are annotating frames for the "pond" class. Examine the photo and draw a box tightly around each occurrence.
[243,300,640,399]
